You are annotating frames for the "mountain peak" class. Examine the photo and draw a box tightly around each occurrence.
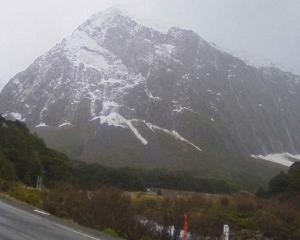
[82,6,175,34]
[86,6,128,24]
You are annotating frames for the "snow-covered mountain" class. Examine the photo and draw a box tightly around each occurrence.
[1,7,299,183]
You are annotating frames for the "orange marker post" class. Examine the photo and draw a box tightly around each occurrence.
[183,214,189,240]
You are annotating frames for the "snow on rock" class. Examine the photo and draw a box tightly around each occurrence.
[98,112,127,128]
[136,119,202,152]
[148,91,160,100]
[251,153,300,167]
[35,123,48,128]
[58,122,72,128]
[134,17,173,34]
[126,119,148,145]
[99,112,148,145]
[9,112,25,121]
[171,130,202,152]
[173,106,198,114]
[100,101,120,115]
[63,29,110,71]
[173,106,185,113]
[100,115,202,150]
[155,44,175,58]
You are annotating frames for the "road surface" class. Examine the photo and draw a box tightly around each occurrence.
[0,198,119,240]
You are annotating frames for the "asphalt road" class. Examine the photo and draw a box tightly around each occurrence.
[0,198,119,240]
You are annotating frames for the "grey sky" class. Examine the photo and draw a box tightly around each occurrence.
[0,0,299,90]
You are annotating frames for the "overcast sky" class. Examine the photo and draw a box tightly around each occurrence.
[0,0,299,89]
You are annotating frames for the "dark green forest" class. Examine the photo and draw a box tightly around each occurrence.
[268,161,300,196]
[0,116,70,187]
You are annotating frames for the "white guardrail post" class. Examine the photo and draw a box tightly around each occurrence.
[223,224,229,240]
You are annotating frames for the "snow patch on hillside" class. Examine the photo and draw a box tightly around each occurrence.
[251,153,300,167]
[171,130,202,152]
[97,112,126,128]
[97,114,202,150]
[9,112,25,121]
[63,30,110,71]
[35,123,47,128]
[99,112,148,145]
[58,122,72,128]
[136,120,202,152]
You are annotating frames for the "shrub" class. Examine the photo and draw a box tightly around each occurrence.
[220,197,230,207]
[103,228,120,237]
[8,184,43,208]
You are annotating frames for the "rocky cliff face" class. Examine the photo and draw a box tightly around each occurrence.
[0,7,298,181]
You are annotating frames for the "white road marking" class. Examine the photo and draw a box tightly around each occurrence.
[53,223,102,240]
[34,209,50,216]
